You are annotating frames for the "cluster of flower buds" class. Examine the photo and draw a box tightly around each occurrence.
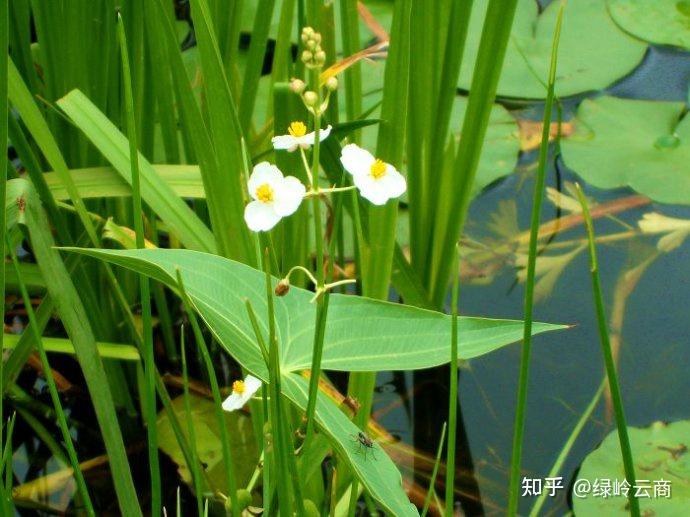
[301,26,326,69]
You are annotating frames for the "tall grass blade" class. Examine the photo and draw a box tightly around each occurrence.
[507,5,565,514]
[8,241,95,516]
[428,0,519,306]
[575,184,640,517]
[5,179,141,516]
[117,15,160,515]
[188,0,255,262]
[422,421,447,517]
[445,247,460,516]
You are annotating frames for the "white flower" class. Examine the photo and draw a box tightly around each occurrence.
[271,121,332,152]
[340,143,406,205]
[222,375,262,412]
[244,162,306,232]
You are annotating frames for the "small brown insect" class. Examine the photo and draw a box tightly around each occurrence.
[16,196,26,212]
[351,431,377,460]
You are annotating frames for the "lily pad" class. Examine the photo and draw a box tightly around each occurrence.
[459,0,647,99]
[575,420,690,515]
[609,0,690,50]
[561,96,690,205]
[157,394,258,492]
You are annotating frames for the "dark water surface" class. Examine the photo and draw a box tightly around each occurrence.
[374,46,690,515]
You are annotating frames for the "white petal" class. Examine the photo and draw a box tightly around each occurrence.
[340,143,375,178]
[244,201,282,232]
[300,125,332,145]
[379,165,407,198]
[353,174,391,205]
[273,176,306,216]
[222,393,245,412]
[222,375,262,411]
[243,375,262,396]
[248,162,284,199]
[271,134,300,151]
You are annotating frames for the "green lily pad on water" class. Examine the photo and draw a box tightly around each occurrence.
[575,420,690,515]
[561,96,690,205]
[157,393,258,493]
[609,0,690,50]
[459,0,647,99]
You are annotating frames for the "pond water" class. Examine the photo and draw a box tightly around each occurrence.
[374,46,690,515]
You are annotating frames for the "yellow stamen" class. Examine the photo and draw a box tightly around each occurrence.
[256,183,274,203]
[288,121,307,137]
[370,159,387,179]
[232,380,246,395]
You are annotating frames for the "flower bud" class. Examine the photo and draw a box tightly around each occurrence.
[275,279,290,297]
[301,49,313,64]
[289,78,306,94]
[315,50,326,65]
[303,90,318,107]
[325,76,338,91]
[301,26,314,43]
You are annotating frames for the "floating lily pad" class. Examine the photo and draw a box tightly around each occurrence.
[609,0,690,50]
[561,96,690,205]
[459,0,647,99]
[157,394,258,492]
[575,420,690,515]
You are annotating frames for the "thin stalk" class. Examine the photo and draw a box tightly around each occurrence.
[261,247,303,514]
[529,380,606,517]
[507,5,565,514]
[445,248,460,516]
[422,421,447,517]
[116,15,159,514]
[304,88,329,444]
[575,184,640,517]
[8,242,95,516]
[180,329,204,516]
[175,270,239,516]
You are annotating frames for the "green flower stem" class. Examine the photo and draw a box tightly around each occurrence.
[262,247,304,515]
[575,185,640,517]
[175,269,240,517]
[529,380,606,517]
[422,421,447,517]
[180,330,204,516]
[116,15,159,514]
[304,78,331,444]
[445,248,460,516]
[8,241,95,516]
[507,5,564,514]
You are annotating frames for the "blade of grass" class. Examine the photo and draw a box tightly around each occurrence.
[428,0,520,307]
[7,179,142,516]
[507,5,564,514]
[180,329,205,516]
[339,0,362,143]
[575,184,640,517]
[117,15,160,515]
[56,89,216,254]
[422,421,447,517]
[445,246,460,516]
[2,334,140,361]
[188,0,255,262]
[8,239,95,516]
[175,270,239,516]
[238,0,276,133]
[349,0,412,432]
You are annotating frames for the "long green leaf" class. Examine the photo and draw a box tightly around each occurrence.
[56,89,215,253]
[62,248,566,374]
[2,334,140,361]
[6,179,141,516]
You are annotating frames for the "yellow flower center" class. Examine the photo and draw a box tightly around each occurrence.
[232,380,246,395]
[370,159,387,179]
[256,183,274,203]
[288,121,307,137]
